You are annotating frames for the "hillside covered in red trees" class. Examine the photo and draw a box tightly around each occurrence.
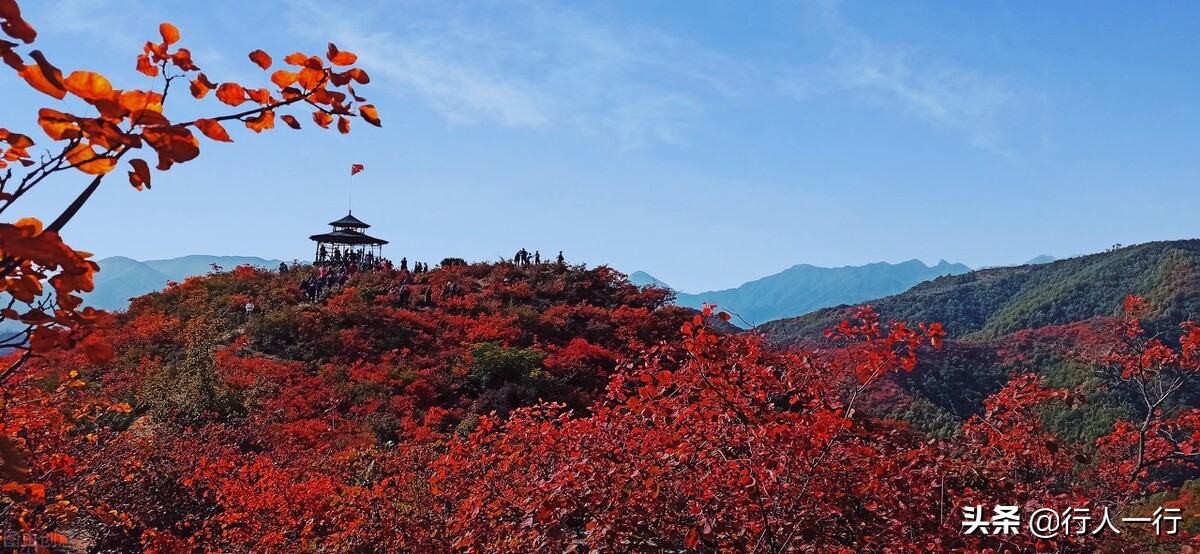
[3,257,1200,552]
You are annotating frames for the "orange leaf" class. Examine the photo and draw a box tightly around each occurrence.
[360,104,381,127]
[331,68,371,86]
[271,70,298,89]
[215,83,246,106]
[37,108,80,140]
[189,79,209,98]
[18,64,66,99]
[337,116,350,134]
[27,483,45,505]
[249,49,272,70]
[63,71,113,101]
[283,51,308,66]
[65,143,116,175]
[281,114,301,129]
[246,88,272,104]
[171,47,198,71]
[297,67,325,90]
[142,125,200,170]
[326,43,358,66]
[129,109,170,128]
[136,53,158,77]
[4,132,33,150]
[245,110,275,133]
[313,110,333,129]
[159,23,180,46]
[119,90,164,114]
[195,119,233,142]
[128,158,151,190]
[189,73,216,98]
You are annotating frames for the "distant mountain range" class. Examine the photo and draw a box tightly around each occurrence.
[84,255,283,311]
[632,259,971,326]
[760,240,1200,344]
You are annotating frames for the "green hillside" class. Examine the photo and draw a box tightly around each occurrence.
[761,239,1200,343]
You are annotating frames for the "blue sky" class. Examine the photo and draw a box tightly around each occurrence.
[3,0,1198,292]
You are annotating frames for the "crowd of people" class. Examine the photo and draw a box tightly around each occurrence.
[513,248,564,267]
[276,248,566,304]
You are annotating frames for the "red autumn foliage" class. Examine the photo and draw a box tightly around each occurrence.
[5,243,1197,552]
[3,2,1200,551]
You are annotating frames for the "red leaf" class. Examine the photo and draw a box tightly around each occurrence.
[215,83,247,106]
[160,23,180,45]
[281,114,301,129]
[326,43,358,66]
[128,158,151,190]
[195,119,233,142]
[248,49,272,70]
[63,71,113,101]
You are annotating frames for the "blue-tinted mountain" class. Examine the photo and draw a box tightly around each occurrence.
[760,239,1200,344]
[656,259,970,326]
[628,271,671,289]
[84,255,283,311]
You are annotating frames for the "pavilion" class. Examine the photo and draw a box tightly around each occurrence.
[310,212,388,266]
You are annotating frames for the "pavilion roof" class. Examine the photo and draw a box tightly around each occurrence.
[309,228,388,245]
[328,213,370,229]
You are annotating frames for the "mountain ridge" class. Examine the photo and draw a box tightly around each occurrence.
[84,255,284,311]
[636,259,971,326]
[760,239,1200,344]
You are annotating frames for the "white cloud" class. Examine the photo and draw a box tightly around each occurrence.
[281,0,741,148]
[779,0,1033,153]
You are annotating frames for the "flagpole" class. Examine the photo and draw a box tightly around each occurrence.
[348,164,364,214]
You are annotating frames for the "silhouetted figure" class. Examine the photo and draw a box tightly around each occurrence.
[278,262,288,273]
[556,251,565,266]
[400,257,408,272]
[534,251,541,265]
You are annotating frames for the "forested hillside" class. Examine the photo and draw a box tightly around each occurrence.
[7,260,1200,551]
[761,239,1200,343]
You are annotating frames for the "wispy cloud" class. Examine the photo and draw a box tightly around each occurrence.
[283,0,742,148]
[779,0,1035,154]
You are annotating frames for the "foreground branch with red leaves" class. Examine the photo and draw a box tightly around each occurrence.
[0,0,379,543]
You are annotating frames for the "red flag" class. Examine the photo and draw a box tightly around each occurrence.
[351,163,365,176]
